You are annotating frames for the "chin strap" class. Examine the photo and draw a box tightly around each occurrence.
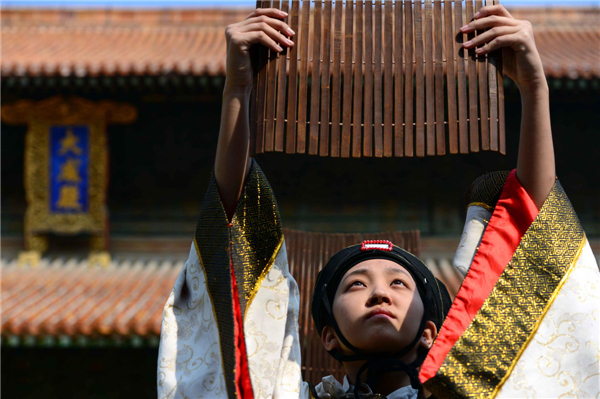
[320,284,432,398]
[349,349,428,398]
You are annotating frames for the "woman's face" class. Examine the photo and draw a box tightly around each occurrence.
[331,259,425,355]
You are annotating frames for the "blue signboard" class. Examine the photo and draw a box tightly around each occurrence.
[49,125,90,213]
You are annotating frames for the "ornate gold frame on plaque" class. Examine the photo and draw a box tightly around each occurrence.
[2,96,137,263]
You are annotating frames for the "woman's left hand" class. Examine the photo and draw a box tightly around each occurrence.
[460,4,546,92]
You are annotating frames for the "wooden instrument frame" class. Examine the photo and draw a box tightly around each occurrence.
[250,0,505,158]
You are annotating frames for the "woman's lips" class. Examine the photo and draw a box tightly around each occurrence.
[367,308,395,319]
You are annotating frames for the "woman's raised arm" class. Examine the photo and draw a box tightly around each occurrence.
[215,8,294,218]
[461,4,554,209]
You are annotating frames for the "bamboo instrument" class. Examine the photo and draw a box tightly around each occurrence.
[250,0,505,157]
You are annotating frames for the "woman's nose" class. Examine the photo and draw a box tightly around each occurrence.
[368,287,391,305]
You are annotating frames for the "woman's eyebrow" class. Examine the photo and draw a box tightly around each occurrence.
[385,267,411,277]
[342,268,370,281]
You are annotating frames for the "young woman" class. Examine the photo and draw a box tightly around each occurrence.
[157,5,599,399]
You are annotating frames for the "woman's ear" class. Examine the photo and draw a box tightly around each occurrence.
[321,326,340,351]
[419,320,438,349]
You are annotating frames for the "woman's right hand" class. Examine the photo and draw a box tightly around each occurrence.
[224,8,295,89]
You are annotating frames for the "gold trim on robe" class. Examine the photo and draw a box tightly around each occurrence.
[229,164,284,318]
[425,180,585,398]
[194,160,283,399]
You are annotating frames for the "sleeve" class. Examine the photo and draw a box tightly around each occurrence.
[420,170,600,398]
[157,160,306,399]
[452,171,510,276]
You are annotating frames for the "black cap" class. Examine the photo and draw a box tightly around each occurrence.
[311,240,451,339]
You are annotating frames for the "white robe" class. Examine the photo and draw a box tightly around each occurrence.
[158,165,599,399]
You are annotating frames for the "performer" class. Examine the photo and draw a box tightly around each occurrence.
[157,4,599,399]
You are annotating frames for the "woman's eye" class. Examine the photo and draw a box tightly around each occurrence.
[350,281,365,288]
[392,279,405,286]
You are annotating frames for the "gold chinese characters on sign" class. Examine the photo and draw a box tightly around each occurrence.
[51,126,88,213]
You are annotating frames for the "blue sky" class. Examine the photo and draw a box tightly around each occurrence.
[2,0,599,8]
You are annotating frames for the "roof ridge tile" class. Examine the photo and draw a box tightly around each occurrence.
[1,7,597,79]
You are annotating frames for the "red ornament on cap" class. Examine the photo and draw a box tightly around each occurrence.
[360,240,394,252]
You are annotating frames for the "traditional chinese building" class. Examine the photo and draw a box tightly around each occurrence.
[1,6,599,398]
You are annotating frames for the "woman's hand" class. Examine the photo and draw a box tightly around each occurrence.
[224,8,295,89]
[462,5,553,209]
[460,4,546,92]
[215,9,295,218]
